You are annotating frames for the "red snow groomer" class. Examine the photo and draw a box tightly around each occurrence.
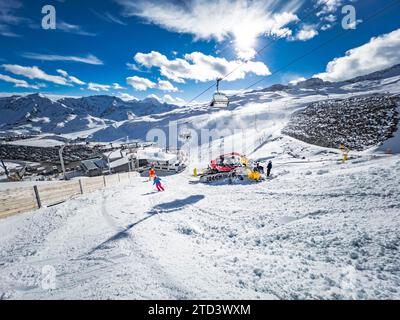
[199,152,249,183]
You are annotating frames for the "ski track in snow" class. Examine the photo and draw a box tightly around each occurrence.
[0,150,399,300]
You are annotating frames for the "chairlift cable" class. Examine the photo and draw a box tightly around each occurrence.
[236,0,400,95]
[186,0,338,105]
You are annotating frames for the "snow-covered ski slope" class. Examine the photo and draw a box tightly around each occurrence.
[0,148,399,299]
[73,67,400,162]
[0,66,400,300]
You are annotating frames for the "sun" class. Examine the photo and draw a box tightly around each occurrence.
[233,27,258,60]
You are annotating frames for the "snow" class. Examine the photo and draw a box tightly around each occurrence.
[109,156,130,169]
[0,161,22,174]
[1,64,400,300]
[377,103,400,154]
[136,147,178,162]
[0,94,179,137]
[0,142,399,299]
[7,135,67,147]
[102,150,123,161]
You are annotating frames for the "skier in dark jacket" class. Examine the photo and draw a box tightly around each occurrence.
[267,161,272,177]
[254,162,264,174]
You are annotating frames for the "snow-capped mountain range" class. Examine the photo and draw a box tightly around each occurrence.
[0,64,399,150]
[0,94,180,135]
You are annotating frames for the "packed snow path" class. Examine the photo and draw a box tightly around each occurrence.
[1,154,400,299]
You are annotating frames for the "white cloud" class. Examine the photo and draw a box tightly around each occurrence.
[117,0,302,59]
[323,14,337,23]
[126,63,141,71]
[289,77,306,85]
[118,93,138,101]
[146,93,161,101]
[0,0,27,37]
[162,94,185,105]
[292,25,319,41]
[1,64,85,88]
[92,11,127,25]
[314,0,353,31]
[56,69,86,85]
[2,64,69,85]
[157,79,178,92]
[315,0,343,16]
[320,24,333,31]
[314,0,359,31]
[126,75,180,92]
[145,93,185,105]
[22,53,103,65]
[134,51,270,83]
[112,83,125,90]
[315,28,400,82]
[126,76,156,91]
[0,0,23,24]
[68,76,85,85]
[87,82,111,92]
[0,24,19,37]
[57,21,97,36]
[0,73,42,89]
[56,69,68,77]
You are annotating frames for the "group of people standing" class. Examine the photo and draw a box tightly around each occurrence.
[254,160,273,177]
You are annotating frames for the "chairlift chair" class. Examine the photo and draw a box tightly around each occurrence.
[210,78,229,107]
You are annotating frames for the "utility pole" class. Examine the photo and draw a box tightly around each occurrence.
[59,145,67,180]
[106,151,113,174]
[129,154,136,171]
[216,78,221,93]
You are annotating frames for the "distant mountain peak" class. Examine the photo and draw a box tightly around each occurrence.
[292,77,332,89]
[343,63,400,84]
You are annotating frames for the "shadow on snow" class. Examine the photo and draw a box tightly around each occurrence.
[88,194,205,254]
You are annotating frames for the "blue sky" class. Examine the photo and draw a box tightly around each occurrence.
[0,0,399,104]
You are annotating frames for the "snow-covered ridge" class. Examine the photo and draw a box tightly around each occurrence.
[0,94,180,136]
[251,64,400,93]
[282,95,399,151]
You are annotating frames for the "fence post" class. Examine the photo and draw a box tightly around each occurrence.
[33,185,42,209]
[118,173,121,183]
[79,179,84,194]
[103,175,106,187]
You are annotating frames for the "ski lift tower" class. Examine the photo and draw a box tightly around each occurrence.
[179,130,192,141]
[179,123,193,165]
[179,120,192,142]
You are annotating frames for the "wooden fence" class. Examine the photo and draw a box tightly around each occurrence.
[0,172,137,219]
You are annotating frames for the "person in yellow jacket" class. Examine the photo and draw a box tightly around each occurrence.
[248,170,262,181]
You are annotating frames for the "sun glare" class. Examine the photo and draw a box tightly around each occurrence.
[233,28,258,60]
